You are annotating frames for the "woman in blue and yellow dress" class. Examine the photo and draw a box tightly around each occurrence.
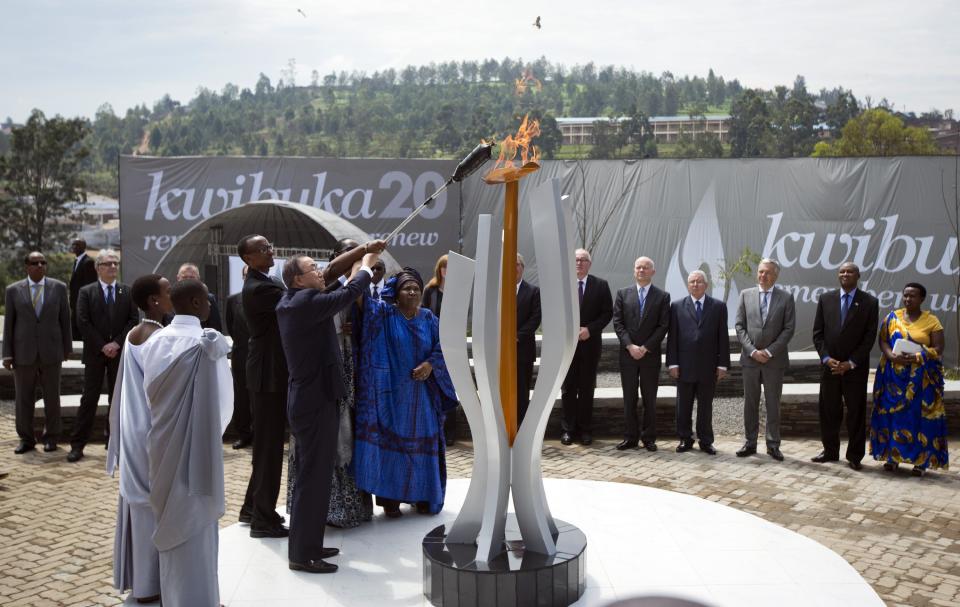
[870,283,947,476]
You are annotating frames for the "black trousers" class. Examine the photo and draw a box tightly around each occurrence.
[14,361,62,444]
[620,355,660,444]
[561,344,601,435]
[676,379,716,446]
[228,351,252,440]
[817,369,868,463]
[517,355,535,427]
[241,390,287,528]
[71,355,119,450]
[288,399,338,563]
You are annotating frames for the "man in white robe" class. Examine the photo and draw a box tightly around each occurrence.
[140,280,233,607]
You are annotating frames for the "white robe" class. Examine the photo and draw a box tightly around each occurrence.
[140,315,233,607]
[107,337,160,599]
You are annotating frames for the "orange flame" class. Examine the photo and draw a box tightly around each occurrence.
[514,69,543,96]
[483,114,541,183]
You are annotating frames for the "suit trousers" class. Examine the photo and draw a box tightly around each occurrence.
[619,355,659,444]
[517,355,535,427]
[742,365,784,448]
[72,356,120,450]
[228,351,252,440]
[14,362,62,444]
[676,379,716,446]
[288,400,339,563]
[242,390,288,528]
[561,345,601,435]
[817,369,868,463]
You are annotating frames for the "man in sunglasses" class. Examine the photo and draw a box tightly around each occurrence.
[69,249,138,462]
[3,252,72,454]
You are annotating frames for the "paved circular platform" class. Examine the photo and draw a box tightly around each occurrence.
[192,479,882,607]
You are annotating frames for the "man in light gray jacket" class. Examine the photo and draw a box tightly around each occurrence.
[734,258,796,461]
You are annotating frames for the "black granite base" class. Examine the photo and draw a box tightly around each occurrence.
[423,516,587,607]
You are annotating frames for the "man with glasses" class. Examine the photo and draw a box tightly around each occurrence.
[69,249,138,462]
[3,252,72,454]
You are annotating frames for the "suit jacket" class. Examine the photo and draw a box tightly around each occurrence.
[224,292,249,355]
[75,281,139,364]
[576,274,613,354]
[276,272,371,411]
[2,278,72,365]
[812,288,879,373]
[612,283,670,368]
[516,280,542,365]
[666,294,731,383]
[243,269,288,393]
[735,286,796,369]
[69,254,97,316]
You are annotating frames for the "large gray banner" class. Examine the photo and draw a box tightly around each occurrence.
[118,155,458,281]
[119,156,959,363]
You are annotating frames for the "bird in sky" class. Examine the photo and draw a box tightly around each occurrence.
[297,8,307,18]
[533,16,541,29]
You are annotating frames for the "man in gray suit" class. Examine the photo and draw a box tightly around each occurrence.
[2,252,72,454]
[734,258,796,461]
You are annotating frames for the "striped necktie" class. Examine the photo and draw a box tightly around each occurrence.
[32,283,43,317]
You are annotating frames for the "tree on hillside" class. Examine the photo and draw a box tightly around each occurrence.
[729,89,771,157]
[0,110,89,253]
[825,89,860,134]
[812,108,941,156]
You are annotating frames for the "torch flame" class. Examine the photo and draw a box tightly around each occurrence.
[483,113,541,183]
[514,69,543,96]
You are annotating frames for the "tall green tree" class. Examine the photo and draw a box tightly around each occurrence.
[812,108,940,156]
[0,110,89,252]
[728,89,771,157]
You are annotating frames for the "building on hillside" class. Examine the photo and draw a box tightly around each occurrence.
[556,115,732,146]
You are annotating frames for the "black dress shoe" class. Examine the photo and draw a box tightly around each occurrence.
[66,448,84,462]
[14,441,35,455]
[560,432,574,446]
[289,559,338,573]
[699,443,717,455]
[736,445,757,457]
[676,440,694,453]
[319,547,340,558]
[135,594,161,604]
[43,441,58,453]
[445,436,456,447]
[810,451,839,463]
[250,524,289,538]
[615,440,639,451]
[643,442,658,452]
[580,433,593,446]
[232,437,252,450]
[767,447,784,461]
[848,460,863,471]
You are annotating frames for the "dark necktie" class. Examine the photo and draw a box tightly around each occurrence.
[760,291,769,324]
[578,280,584,303]
[695,300,702,324]
[106,284,114,307]
[840,293,850,325]
[372,286,379,300]
[638,287,646,316]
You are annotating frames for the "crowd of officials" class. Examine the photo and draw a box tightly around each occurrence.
[1,237,950,603]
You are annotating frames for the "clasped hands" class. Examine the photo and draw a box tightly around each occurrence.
[101,342,121,359]
[824,357,854,375]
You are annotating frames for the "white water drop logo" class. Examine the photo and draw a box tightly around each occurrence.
[665,182,740,326]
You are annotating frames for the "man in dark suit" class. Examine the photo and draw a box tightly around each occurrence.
[3,252,73,454]
[236,234,290,537]
[612,256,670,452]
[226,265,253,449]
[516,254,542,427]
[734,259,796,461]
[69,239,97,336]
[812,262,879,471]
[277,242,383,574]
[666,270,730,455]
[69,249,139,462]
[173,263,223,332]
[561,248,612,446]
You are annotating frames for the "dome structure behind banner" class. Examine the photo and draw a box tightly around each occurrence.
[152,200,402,296]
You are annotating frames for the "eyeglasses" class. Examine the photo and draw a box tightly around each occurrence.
[98,261,120,267]
[27,260,47,266]
[254,243,274,254]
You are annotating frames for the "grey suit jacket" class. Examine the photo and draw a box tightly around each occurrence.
[2,278,72,365]
[735,286,796,369]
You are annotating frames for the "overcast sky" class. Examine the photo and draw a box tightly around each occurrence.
[3,0,957,122]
